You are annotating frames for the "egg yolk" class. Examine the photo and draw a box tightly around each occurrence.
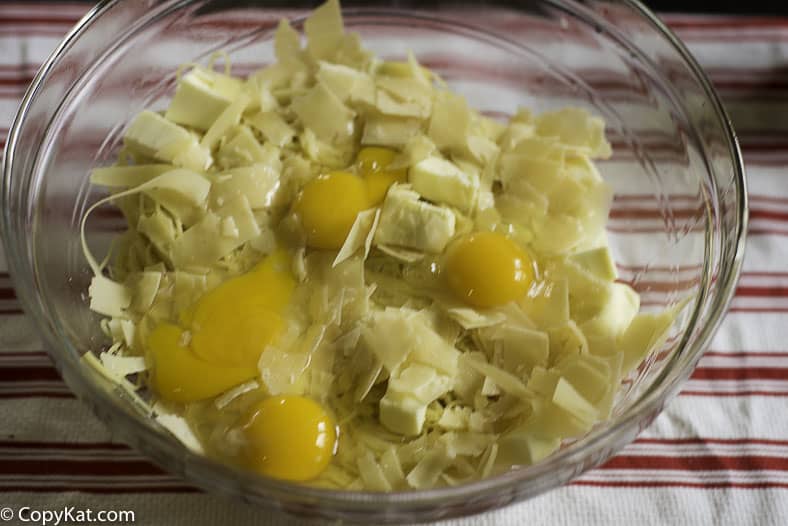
[356,146,408,205]
[444,231,534,308]
[185,249,295,369]
[244,395,337,481]
[148,323,257,403]
[147,250,295,403]
[293,148,408,250]
[294,171,369,250]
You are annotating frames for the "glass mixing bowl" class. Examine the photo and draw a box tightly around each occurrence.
[1,0,746,522]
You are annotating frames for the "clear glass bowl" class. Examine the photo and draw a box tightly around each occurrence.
[1,0,746,522]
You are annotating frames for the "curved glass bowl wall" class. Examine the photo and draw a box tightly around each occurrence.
[2,0,745,522]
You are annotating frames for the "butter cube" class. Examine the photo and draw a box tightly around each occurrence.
[165,67,244,131]
[379,394,427,436]
[388,363,452,404]
[124,111,211,172]
[409,157,479,212]
[374,185,455,253]
[580,282,640,340]
[569,246,618,281]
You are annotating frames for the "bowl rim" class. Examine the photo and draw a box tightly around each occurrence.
[1,0,748,519]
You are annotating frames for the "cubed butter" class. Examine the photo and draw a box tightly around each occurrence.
[374,185,455,253]
[409,157,479,212]
[379,393,428,436]
[165,67,244,131]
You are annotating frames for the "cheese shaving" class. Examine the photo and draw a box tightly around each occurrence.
[333,208,380,267]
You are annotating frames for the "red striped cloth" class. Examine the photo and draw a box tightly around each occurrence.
[1,4,786,525]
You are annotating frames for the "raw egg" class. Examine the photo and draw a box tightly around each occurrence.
[294,148,407,250]
[294,171,369,250]
[356,146,408,205]
[147,250,295,402]
[185,249,295,369]
[444,231,534,308]
[244,395,337,481]
[148,323,257,403]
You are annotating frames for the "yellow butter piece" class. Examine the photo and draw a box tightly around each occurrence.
[387,364,451,404]
[165,66,244,131]
[379,393,428,436]
[580,282,640,341]
[569,246,618,281]
[481,325,549,376]
[409,157,479,212]
[618,311,675,374]
[374,184,456,253]
[124,111,211,171]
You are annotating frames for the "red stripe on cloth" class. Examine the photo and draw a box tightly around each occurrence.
[0,459,168,476]
[0,485,200,494]
[0,77,34,87]
[737,271,788,277]
[0,364,783,395]
[0,288,18,300]
[609,208,703,220]
[680,390,788,397]
[0,2,88,8]
[0,392,75,399]
[572,480,788,489]
[735,286,788,297]
[661,16,788,29]
[599,454,788,471]
[691,367,788,381]
[750,210,788,222]
[728,229,788,237]
[728,307,788,313]
[3,436,786,450]
[704,351,788,358]
[635,437,788,446]
[0,440,128,450]
[0,16,80,27]
[0,366,62,382]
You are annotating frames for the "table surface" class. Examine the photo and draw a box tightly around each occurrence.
[1,3,787,525]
